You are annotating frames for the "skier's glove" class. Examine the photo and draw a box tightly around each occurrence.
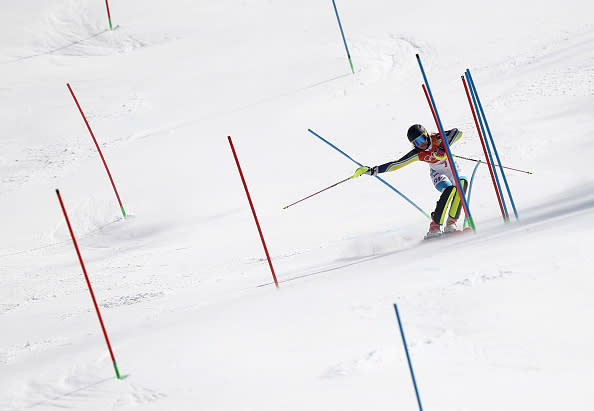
[432,148,447,161]
[354,166,378,178]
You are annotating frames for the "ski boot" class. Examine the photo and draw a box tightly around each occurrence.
[424,221,442,240]
[443,217,458,234]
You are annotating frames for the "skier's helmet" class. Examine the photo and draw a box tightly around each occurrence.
[406,124,429,148]
[407,124,428,143]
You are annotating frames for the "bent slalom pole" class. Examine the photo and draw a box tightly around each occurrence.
[307,129,430,219]
[67,83,126,218]
[466,160,481,206]
[453,154,532,175]
[283,176,352,210]
[463,160,481,230]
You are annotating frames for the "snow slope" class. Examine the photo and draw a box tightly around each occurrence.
[1,0,594,410]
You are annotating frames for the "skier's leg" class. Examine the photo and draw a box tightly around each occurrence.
[448,178,468,219]
[432,185,456,224]
[430,169,455,225]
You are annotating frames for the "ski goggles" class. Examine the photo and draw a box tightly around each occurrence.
[411,132,428,148]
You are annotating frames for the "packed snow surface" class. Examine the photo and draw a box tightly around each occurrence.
[1,0,594,410]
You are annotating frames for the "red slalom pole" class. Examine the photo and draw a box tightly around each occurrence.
[105,0,113,30]
[67,83,126,218]
[461,76,507,221]
[56,189,122,379]
[228,136,279,288]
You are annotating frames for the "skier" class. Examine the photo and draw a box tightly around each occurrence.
[354,124,468,239]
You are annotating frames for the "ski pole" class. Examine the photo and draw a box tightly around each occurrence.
[453,154,532,175]
[283,175,354,210]
[307,129,430,219]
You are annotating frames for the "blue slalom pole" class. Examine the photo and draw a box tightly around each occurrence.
[307,129,430,219]
[331,0,355,74]
[463,160,481,230]
[466,69,519,220]
[465,70,509,220]
[394,304,424,411]
[466,160,481,205]
[416,54,476,230]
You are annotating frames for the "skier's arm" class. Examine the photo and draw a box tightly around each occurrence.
[354,149,419,178]
[376,149,419,173]
[445,128,462,145]
[432,128,462,160]
[354,129,462,178]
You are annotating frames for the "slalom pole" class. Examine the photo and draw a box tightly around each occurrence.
[283,176,352,210]
[67,83,126,218]
[393,304,424,411]
[466,160,481,206]
[422,83,473,232]
[331,0,355,74]
[463,160,481,230]
[461,76,507,221]
[228,136,279,289]
[56,189,122,380]
[464,72,509,220]
[104,0,113,30]
[417,61,476,231]
[466,69,519,220]
[307,129,430,219]
[454,154,532,175]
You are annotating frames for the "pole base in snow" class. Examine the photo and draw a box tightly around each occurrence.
[113,360,121,379]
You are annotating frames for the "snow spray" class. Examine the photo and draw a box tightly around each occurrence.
[104,0,114,30]
[307,129,430,219]
[67,83,126,218]
[393,304,424,411]
[417,55,476,231]
[56,189,122,379]
[461,76,508,221]
[331,0,355,74]
[465,69,519,220]
[228,136,279,289]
